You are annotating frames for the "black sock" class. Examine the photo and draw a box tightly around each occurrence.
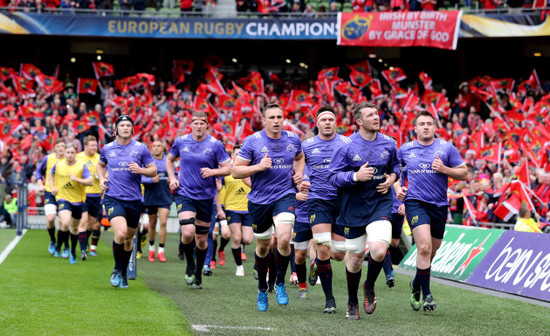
[195,247,207,283]
[70,233,79,255]
[296,262,307,284]
[178,231,185,254]
[382,249,393,278]
[63,230,70,249]
[112,241,124,271]
[268,250,277,288]
[48,227,56,242]
[86,229,93,240]
[255,252,269,291]
[346,267,362,306]
[79,231,88,252]
[289,245,296,273]
[91,229,100,246]
[232,247,242,266]
[183,242,196,274]
[159,243,165,248]
[219,237,230,252]
[56,230,64,250]
[149,240,155,248]
[418,267,432,298]
[364,255,384,294]
[275,249,290,285]
[211,239,218,262]
[120,248,132,277]
[137,230,143,252]
[316,258,334,300]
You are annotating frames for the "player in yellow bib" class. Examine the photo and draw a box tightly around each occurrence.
[76,135,102,260]
[222,145,253,276]
[50,142,93,264]
[34,139,65,255]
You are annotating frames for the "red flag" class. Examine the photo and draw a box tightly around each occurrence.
[369,79,384,100]
[83,111,101,126]
[527,69,540,89]
[40,132,58,151]
[77,78,99,95]
[20,63,42,80]
[421,90,444,107]
[11,74,35,98]
[173,59,194,79]
[205,68,226,95]
[490,78,515,93]
[213,120,237,137]
[269,71,283,85]
[0,67,14,81]
[289,89,314,107]
[515,160,530,186]
[114,76,138,92]
[194,96,218,124]
[0,119,21,140]
[219,94,238,110]
[479,143,501,164]
[419,71,432,89]
[203,55,224,69]
[35,74,64,94]
[335,81,361,101]
[346,60,371,75]
[317,67,339,81]
[493,194,521,222]
[136,73,155,88]
[72,120,91,134]
[238,119,254,140]
[92,62,115,79]
[381,67,407,85]
[349,70,372,89]
[240,71,264,96]
[160,112,171,129]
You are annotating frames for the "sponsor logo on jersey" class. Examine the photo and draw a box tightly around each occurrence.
[381,150,389,159]
[419,163,431,169]
[261,146,269,153]
[203,148,212,155]
[409,152,416,158]
[352,154,362,161]
[286,144,296,152]
[311,148,321,154]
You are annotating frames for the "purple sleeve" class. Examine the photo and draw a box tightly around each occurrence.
[34,157,48,181]
[447,144,465,168]
[99,147,107,165]
[141,145,155,167]
[169,139,180,158]
[50,162,58,175]
[328,145,356,188]
[142,175,153,184]
[216,141,231,164]
[82,165,91,179]
[388,146,401,178]
[294,136,303,158]
[237,136,253,161]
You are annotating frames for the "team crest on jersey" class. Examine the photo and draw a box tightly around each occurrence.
[286,144,296,152]
[252,223,257,231]
[381,150,389,159]
[434,150,445,157]
[372,168,378,174]
[344,227,349,236]
[130,150,139,158]
[352,154,362,162]
[419,163,431,169]
[261,146,269,153]
[108,207,114,216]
[411,215,418,226]
[177,204,182,211]
[59,203,65,210]
[311,148,321,154]
[203,148,212,155]
[310,214,316,224]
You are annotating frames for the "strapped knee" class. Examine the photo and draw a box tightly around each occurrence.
[293,240,309,250]
[345,234,367,254]
[274,212,295,228]
[366,220,392,246]
[195,225,210,235]
[179,218,195,226]
[44,204,57,216]
[332,240,347,253]
[254,227,272,240]
[313,232,332,247]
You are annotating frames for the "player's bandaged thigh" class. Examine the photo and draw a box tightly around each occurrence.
[44,204,57,216]
[345,234,367,254]
[254,226,273,240]
[274,212,295,228]
[366,220,392,245]
[141,214,150,224]
[332,240,347,253]
[179,218,195,226]
[294,240,309,250]
[313,232,332,247]
[195,225,210,234]
[219,219,228,227]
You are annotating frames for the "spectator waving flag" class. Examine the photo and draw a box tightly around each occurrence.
[20,63,42,81]
[419,71,432,89]
[527,69,540,89]
[82,111,101,126]
[514,159,530,186]
[369,79,384,100]
[92,62,115,79]
[381,67,406,86]
[335,81,362,101]
[77,78,99,95]
[71,120,91,134]
[289,89,314,107]
[11,74,35,99]
[317,67,340,81]
[203,55,224,69]
[0,67,14,81]
[346,60,371,75]
[349,70,372,89]
[35,74,64,94]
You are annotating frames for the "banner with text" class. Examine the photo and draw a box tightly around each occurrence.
[399,226,504,281]
[337,10,462,50]
[466,231,550,302]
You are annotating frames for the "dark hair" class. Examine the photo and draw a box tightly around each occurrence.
[413,111,435,126]
[353,102,377,121]
[262,103,283,116]
[191,111,208,122]
[518,206,529,218]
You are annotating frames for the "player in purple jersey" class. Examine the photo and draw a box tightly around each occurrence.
[302,106,349,314]
[166,111,231,290]
[396,111,467,311]
[142,140,173,263]
[232,103,305,312]
[328,102,400,320]
[382,185,406,288]
[291,169,311,300]
[97,115,157,289]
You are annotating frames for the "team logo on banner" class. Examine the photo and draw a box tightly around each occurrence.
[342,15,373,40]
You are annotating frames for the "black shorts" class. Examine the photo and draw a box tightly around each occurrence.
[58,200,83,220]
[226,210,252,227]
[83,195,102,220]
[293,224,313,243]
[391,212,405,240]
[44,191,57,207]
[175,195,213,223]
[144,204,171,215]
[405,199,448,240]
[308,198,339,227]
[103,195,143,229]
[248,193,295,235]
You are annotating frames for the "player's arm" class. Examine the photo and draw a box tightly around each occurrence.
[292,152,305,186]
[200,161,231,178]
[328,147,357,187]
[97,161,108,191]
[432,151,468,181]
[49,164,57,195]
[129,161,156,177]
[232,155,270,179]
[35,157,47,191]
[242,177,252,188]
[72,165,93,186]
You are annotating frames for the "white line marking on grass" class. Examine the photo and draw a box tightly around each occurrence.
[192,325,276,332]
[0,229,27,265]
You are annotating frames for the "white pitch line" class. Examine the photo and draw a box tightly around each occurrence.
[192,325,276,332]
[0,229,26,265]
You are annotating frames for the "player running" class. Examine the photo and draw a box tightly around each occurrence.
[35,139,65,256]
[166,111,231,289]
[396,110,467,311]
[97,115,157,289]
[232,103,305,312]
[49,142,93,264]
[328,102,400,320]
[76,135,102,259]
[302,106,349,314]
[382,185,406,288]
[142,140,172,263]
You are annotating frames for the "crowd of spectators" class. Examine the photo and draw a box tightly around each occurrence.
[0,58,549,231]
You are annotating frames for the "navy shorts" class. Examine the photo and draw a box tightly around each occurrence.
[332,223,345,237]
[248,193,295,235]
[293,223,313,243]
[83,196,102,220]
[340,198,393,239]
[405,199,448,240]
[308,198,338,227]
[175,195,213,223]
[391,212,405,240]
[226,210,252,227]
[103,195,143,229]
[44,191,57,206]
[144,204,171,215]
[58,200,83,220]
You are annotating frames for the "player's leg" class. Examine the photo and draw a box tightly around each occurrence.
[44,193,58,255]
[147,209,158,262]
[87,197,102,257]
[156,207,170,262]
[69,211,82,264]
[271,194,296,305]
[78,210,89,261]
[228,215,244,275]
[292,231,310,300]
[57,208,72,259]
[343,227,367,320]
[176,195,199,284]
[241,214,253,261]
[312,223,336,313]
[192,198,215,289]
[363,220,391,315]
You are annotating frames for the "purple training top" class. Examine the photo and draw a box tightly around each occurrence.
[169,134,230,200]
[397,139,465,207]
[303,134,351,201]
[99,139,155,201]
[238,130,302,205]
[295,167,310,224]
